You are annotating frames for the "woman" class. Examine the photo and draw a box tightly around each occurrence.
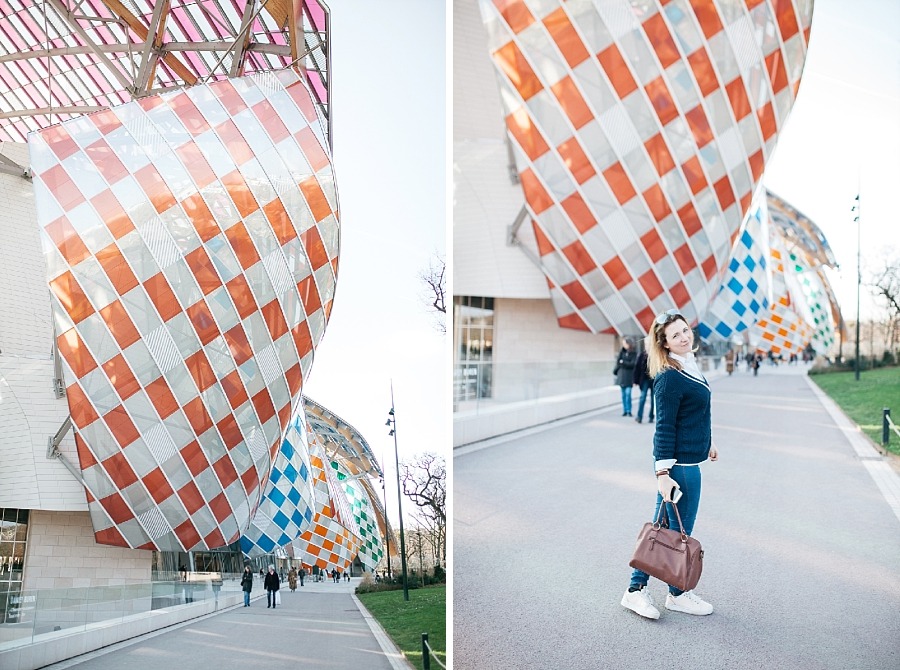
[240,565,253,607]
[621,309,718,619]
[632,348,654,424]
[614,337,637,416]
[288,567,297,592]
[264,565,280,608]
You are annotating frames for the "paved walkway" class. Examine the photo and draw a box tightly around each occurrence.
[44,578,410,670]
[454,363,900,670]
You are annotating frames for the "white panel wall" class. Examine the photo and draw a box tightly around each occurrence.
[0,141,86,510]
[23,511,151,591]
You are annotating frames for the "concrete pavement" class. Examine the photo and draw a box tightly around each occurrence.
[454,363,900,669]
[42,578,411,670]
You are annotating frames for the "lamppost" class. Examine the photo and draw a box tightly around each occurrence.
[385,383,409,601]
[853,193,861,381]
[380,473,391,581]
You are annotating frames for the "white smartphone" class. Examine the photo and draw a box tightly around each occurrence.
[669,484,683,504]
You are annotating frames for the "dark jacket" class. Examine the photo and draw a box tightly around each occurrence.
[652,369,712,465]
[264,571,280,591]
[614,347,637,386]
[633,351,652,388]
[241,570,253,593]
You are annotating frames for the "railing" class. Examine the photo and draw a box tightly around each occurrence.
[0,572,242,649]
[421,632,446,670]
[884,408,899,448]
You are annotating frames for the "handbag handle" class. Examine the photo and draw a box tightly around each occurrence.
[653,500,689,543]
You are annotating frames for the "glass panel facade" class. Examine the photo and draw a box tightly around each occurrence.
[0,508,29,624]
[453,296,494,403]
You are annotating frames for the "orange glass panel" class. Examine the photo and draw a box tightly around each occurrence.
[519,168,553,214]
[748,149,765,182]
[176,141,217,190]
[685,105,714,147]
[212,455,239,488]
[494,41,543,101]
[772,0,799,41]
[241,466,260,495]
[673,243,697,273]
[184,396,213,436]
[681,156,708,195]
[74,433,97,469]
[291,320,313,359]
[221,169,259,219]
[215,119,255,166]
[225,273,259,319]
[597,44,637,99]
[99,300,141,350]
[670,280,690,306]
[143,467,175,504]
[533,221,554,256]
[134,163,176,214]
[638,269,665,300]
[67,382,100,429]
[100,492,134,524]
[560,192,596,234]
[714,175,736,211]
[725,77,751,121]
[50,271,95,324]
[701,254,718,280]
[644,133,675,176]
[103,451,139,489]
[186,300,220,345]
[104,405,140,447]
[687,47,719,98]
[264,198,298,246]
[642,183,671,222]
[299,176,332,222]
[102,354,141,400]
[493,0,534,33]
[181,192,219,242]
[90,189,134,240]
[224,221,261,271]
[220,369,250,409]
[557,137,596,184]
[146,376,179,419]
[603,162,637,205]
[168,93,211,136]
[217,414,243,450]
[506,108,550,161]
[88,109,123,135]
[84,139,128,184]
[561,279,594,309]
[300,226,329,270]
[209,79,247,116]
[645,77,679,126]
[641,228,667,263]
[173,518,202,550]
[558,312,590,331]
[602,256,630,290]
[261,299,289,342]
[185,246,222,295]
[284,363,302,397]
[41,164,85,210]
[177,481,205,514]
[295,126,330,172]
[185,349,217,392]
[551,76,593,129]
[562,240,597,275]
[96,243,139,295]
[223,324,254,366]
[253,99,290,143]
[209,491,232,523]
[284,80,318,124]
[144,272,182,322]
[251,388,276,424]
[757,101,777,141]
[45,215,91,266]
[764,51,789,94]
[181,440,209,478]
[297,275,322,316]
[41,124,79,161]
[544,8,589,68]
[677,201,703,236]
[642,13,680,69]
[689,0,724,39]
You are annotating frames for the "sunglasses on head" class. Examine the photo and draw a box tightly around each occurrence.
[655,309,681,325]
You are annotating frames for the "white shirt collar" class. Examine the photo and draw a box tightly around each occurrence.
[668,351,704,380]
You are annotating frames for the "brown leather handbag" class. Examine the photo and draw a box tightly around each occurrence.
[629,502,703,592]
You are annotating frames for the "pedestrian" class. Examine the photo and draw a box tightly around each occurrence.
[241,565,253,607]
[299,566,306,586]
[288,567,297,592]
[632,348,654,423]
[620,309,719,620]
[752,354,761,376]
[614,337,637,416]
[725,349,735,376]
[264,565,280,608]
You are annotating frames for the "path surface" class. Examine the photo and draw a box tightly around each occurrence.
[454,364,900,670]
[43,578,409,670]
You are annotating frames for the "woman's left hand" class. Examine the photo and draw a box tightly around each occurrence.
[709,444,719,461]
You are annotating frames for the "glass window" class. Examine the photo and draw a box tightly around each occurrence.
[0,509,29,623]
[453,297,494,404]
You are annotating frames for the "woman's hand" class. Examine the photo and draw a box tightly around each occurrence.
[709,444,719,462]
[657,473,677,501]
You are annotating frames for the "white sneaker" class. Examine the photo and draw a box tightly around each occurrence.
[665,590,713,615]
[621,588,660,620]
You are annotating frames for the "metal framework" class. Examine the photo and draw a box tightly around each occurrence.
[0,0,331,146]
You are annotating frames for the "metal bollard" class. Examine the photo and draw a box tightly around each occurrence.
[422,632,430,670]
[884,408,891,447]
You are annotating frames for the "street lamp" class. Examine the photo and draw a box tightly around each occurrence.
[379,473,391,582]
[853,193,861,381]
[385,384,409,601]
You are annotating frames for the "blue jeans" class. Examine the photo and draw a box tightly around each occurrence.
[243,590,250,606]
[636,381,654,420]
[267,590,277,607]
[629,464,702,596]
[620,385,633,414]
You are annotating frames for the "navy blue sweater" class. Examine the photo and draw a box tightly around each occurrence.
[652,368,711,464]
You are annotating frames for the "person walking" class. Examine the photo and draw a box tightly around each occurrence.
[621,309,719,620]
[288,567,297,592]
[632,348,654,424]
[614,337,637,416]
[240,565,253,607]
[264,565,280,609]
[299,566,306,586]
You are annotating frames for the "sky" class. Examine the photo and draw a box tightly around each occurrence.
[763,0,900,321]
[301,1,448,524]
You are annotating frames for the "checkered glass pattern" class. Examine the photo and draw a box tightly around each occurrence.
[478,0,813,334]
[30,70,340,551]
[240,408,315,558]
[333,461,385,571]
[699,196,769,341]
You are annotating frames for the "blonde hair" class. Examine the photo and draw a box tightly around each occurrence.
[645,311,692,377]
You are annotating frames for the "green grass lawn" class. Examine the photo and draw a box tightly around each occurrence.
[357,585,446,670]
[809,366,900,456]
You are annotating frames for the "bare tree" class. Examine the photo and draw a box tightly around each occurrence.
[400,452,446,565]
[866,250,900,358]
[419,253,446,333]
